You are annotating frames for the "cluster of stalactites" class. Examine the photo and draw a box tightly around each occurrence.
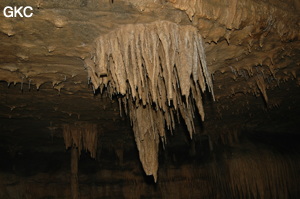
[63,123,98,159]
[86,20,214,181]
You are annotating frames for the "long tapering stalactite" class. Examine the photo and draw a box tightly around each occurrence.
[86,20,214,181]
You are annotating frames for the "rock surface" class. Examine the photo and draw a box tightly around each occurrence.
[0,0,299,198]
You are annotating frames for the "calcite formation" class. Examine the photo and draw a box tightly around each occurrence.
[0,0,299,190]
[86,20,214,180]
[63,123,98,158]
[62,123,97,199]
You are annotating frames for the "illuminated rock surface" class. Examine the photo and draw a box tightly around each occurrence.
[0,0,299,198]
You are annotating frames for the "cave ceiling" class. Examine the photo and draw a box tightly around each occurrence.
[0,0,299,180]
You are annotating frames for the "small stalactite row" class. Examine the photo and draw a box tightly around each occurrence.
[86,20,214,181]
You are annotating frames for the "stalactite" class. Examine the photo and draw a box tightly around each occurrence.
[86,20,214,180]
[63,123,98,198]
[63,122,98,158]
[256,75,268,103]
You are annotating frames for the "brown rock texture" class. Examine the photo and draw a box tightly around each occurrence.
[0,0,299,198]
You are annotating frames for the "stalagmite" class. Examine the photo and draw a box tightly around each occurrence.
[71,147,79,199]
[86,20,214,180]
